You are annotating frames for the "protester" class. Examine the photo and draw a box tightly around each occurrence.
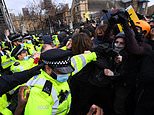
[0,7,154,115]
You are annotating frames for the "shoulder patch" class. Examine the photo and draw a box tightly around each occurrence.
[14,62,20,66]
[42,80,52,96]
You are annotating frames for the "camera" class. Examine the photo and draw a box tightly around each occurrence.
[101,9,129,25]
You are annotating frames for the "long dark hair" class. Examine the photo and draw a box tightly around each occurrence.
[72,33,93,55]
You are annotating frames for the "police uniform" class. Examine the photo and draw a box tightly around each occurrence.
[52,35,60,47]
[0,42,14,74]
[32,35,43,53]
[9,34,23,44]
[0,94,9,113]
[24,49,97,115]
[0,64,44,115]
[10,45,36,73]
[0,44,37,115]
[10,34,34,55]
[23,34,36,55]
[42,35,54,45]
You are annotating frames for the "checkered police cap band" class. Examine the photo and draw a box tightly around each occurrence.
[42,57,71,67]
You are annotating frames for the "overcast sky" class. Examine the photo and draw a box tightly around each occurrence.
[5,0,154,15]
[5,0,71,15]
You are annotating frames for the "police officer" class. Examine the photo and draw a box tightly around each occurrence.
[10,45,37,73]
[0,64,43,115]
[10,34,34,56]
[0,42,13,75]
[41,35,56,52]
[9,34,23,47]
[24,48,97,115]
[7,45,38,113]
[23,34,36,55]
[52,34,60,47]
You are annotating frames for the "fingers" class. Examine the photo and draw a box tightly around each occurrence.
[115,55,122,63]
[104,69,114,76]
[89,105,97,113]
[87,104,104,115]
[17,86,30,107]
[19,86,28,97]
[18,86,29,101]
[92,104,104,115]
[25,89,30,101]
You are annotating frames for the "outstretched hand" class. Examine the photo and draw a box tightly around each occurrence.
[18,86,30,107]
[87,104,104,115]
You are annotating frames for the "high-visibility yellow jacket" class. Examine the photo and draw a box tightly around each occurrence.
[24,52,97,115]
[10,58,36,73]
[0,51,14,69]
[52,35,60,47]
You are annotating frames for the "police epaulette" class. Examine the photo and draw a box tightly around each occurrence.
[42,80,52,96]
[14,62,20,66]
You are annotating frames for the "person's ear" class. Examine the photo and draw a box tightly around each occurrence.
[17,55,21,59]
[45,65,53,75]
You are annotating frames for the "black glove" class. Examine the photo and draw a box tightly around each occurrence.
[118,10,129,25]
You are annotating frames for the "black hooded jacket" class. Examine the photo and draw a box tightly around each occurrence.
[119,22,152,86]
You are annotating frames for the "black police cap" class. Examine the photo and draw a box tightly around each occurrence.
[42,35,53,44]
[23,34,32,40]
[11,45,26,57]
[9,34,22,42]
[40,49,74,74]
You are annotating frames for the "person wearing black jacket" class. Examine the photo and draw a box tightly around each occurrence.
[112,32,129,115]
[118,16,152,115]
[0,63,44,96]
[69,33,117,115]
[135,51,154,115]
[147,26,154,49]
[93,25,110,47]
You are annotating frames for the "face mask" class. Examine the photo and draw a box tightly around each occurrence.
[114,47,124,53]
[24,56,29,60]
[21,43,24,47]
[27,40,32,44]
[114,43,124,52]
[97,36,104,40]
[56,74,69,82]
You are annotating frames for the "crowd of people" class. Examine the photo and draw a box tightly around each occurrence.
[0,9,154,115]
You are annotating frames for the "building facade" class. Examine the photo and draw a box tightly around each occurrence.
[0,0,15,33]
[56,4,71,25]
[71,0,149,23]
[122,0,149,15]
[22,8,30,18]
[147,5,154,16]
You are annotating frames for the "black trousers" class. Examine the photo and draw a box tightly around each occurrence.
[114,83,136,115]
